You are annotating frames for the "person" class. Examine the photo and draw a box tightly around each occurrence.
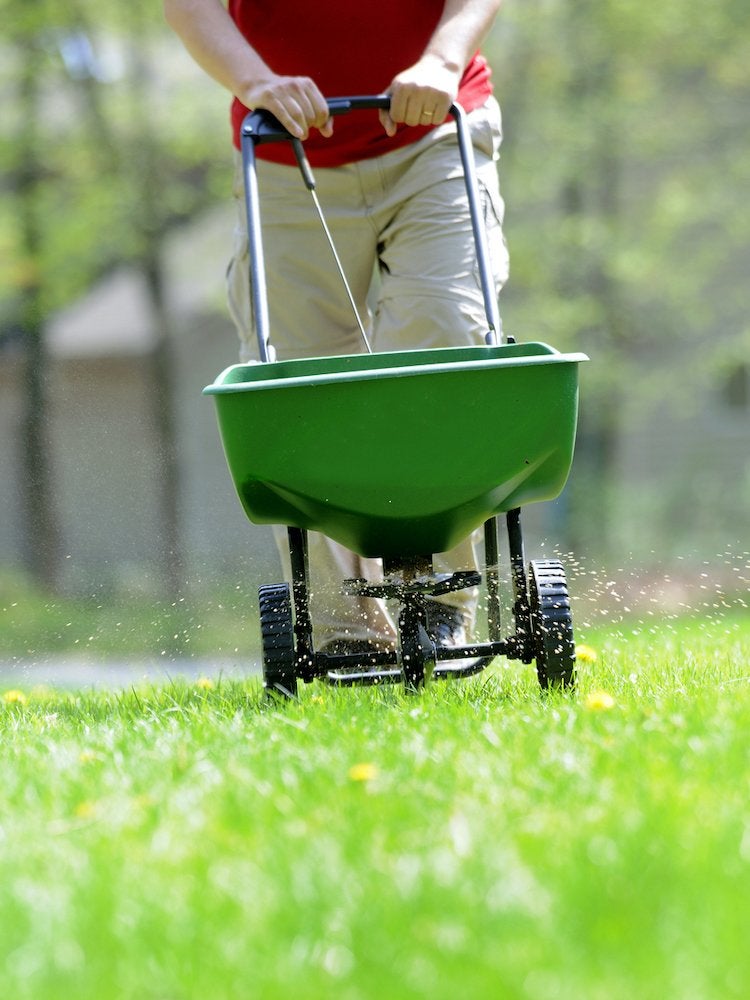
[164,0,509,656]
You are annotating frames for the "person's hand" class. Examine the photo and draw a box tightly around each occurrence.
[243,74,333,140]
[379,55,460,136]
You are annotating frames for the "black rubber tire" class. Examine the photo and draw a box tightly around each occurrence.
[528,559,576,690]
[259,583,297,699]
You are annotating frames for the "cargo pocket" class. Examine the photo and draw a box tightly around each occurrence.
[478,172,510,295]
[226,153,256,357]
[468,99,510,296]
[225,220,253,347]
[468,96,504,163]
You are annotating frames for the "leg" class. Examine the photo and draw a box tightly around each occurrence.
[370,97,509,353]
[227,154,378,361]
[273,525,397,647]
[226,153,397,646]
[370,99,510,637]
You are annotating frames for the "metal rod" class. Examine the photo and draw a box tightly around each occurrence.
[292,139,372,354]
[451,103,502,345]
[506,508,530,634]
[241,98,501,359]
[483,517,502,642]
[288,527,314,671]
[240,125,272,363]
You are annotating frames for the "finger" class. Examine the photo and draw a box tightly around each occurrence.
[387,86,408,127]
[270,98,307,138]
[253,77,329,139]
[413,90,450,126]
[277,99,331,140]
[248,83,307,137]
[294,90,323,135]
[302,85,331,131]
[391,85,440,127]
[296,81,335,138]
[402,95,428,128]
[378,107,397,137]
[431,97,452,123]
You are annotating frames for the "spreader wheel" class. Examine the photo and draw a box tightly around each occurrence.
[528,559,576,690]
[259,583,297,698]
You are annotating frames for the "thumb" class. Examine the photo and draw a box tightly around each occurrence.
[378,107,397,137]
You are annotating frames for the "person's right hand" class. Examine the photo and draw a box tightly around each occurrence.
[242,74,333,140]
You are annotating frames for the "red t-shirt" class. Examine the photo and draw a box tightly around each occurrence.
[228,0,493,166]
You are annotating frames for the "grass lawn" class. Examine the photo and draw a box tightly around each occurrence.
[1,609,750,998]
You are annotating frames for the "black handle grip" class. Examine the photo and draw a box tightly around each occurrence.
[241,94,459,146]
[325,95,392,115]
[239,95,502,350]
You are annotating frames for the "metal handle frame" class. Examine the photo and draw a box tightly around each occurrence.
[240,94,502,363]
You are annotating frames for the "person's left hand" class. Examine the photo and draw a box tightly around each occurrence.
[379,55,460,136]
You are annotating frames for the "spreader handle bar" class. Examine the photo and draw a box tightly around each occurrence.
[241,95,501,362]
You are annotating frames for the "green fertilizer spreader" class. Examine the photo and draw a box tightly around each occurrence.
[204,97,588,696]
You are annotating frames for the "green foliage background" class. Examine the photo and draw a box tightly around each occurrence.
[4,0,747,363]
[0,0,228,320]
[486,0,750,560]
[1,0,748,581]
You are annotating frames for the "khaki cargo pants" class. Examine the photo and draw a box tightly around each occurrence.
[226,98,509,646]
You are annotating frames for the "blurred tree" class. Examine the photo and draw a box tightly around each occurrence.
[487,0,750,558]
[1,0,227,594]
[9,18,62,589]
[3,0,748,586]
[117,0,185,601]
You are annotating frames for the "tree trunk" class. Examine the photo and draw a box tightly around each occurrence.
[127,18,184,601]
[142,248,184,602]
[16,36,61,590]
[558,0,625,559]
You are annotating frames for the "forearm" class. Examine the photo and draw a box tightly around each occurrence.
[424,0,503,75]
[163,0,271,101]
[163,0,331,138]
[382,0,501,133]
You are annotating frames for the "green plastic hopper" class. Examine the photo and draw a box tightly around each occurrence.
[204,341,587,559]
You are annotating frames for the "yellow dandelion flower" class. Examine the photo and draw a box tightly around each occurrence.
[348,762,379,783]
[585,690,615,712]
[575,644,598,663]
[3,690,28,706]
[74,800,97,820]
[196,676,214,691]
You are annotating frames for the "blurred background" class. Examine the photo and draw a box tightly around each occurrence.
[1,0,748,659]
